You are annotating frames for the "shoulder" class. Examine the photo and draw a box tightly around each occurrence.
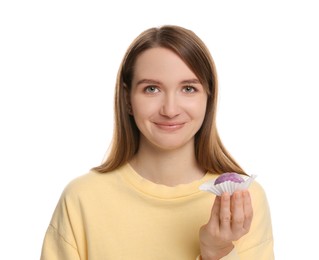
[248,179,272,221]
[61,167,122,200]
[249,179,269,203]
[47,166,129,244]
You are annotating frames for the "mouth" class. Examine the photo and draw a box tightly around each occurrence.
[154,122,185,131]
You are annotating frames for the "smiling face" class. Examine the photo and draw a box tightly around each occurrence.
[130,47,208,151]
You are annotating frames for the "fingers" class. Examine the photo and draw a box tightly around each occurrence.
[205,190,253,242]
[231,190,253,238]
[219,193,232,234]
[231,191,245,237]
[209,195,221,228]
[242,190,253,231]
[203,194,232,246]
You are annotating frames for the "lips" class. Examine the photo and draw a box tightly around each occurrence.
[154,122,185,131]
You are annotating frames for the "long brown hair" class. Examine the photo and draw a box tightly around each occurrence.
[92,25,246,175]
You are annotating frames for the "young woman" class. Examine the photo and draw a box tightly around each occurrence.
[41,25,274,260]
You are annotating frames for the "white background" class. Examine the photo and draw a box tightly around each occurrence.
[1,0,318,259]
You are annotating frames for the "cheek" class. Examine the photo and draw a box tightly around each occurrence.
[131,98,159,119]
[187,98,207,118]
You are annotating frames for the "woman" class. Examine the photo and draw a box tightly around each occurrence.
[41,25,274,260]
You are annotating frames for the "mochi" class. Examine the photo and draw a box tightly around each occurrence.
[214,172,244,185]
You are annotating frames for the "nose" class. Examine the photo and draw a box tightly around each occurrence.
[160,93,181,118]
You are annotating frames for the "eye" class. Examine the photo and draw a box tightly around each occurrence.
[144,86,159,93]
[182,85,196,93]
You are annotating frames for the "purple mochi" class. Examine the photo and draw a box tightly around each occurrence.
[214,172,244,185]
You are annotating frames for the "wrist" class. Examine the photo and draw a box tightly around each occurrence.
[200,244,234,260]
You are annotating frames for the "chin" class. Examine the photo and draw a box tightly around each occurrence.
[151,140,192,151]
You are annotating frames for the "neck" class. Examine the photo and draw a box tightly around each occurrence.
[129,140,205,186]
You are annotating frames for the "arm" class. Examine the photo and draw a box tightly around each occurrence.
[40,225,80,260]
[40,186,82,260]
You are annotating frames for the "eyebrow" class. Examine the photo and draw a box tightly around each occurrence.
[136,79,162,85]
[180,79,201,84]
[136,78,201,86]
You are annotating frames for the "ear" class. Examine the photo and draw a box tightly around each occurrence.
[123,83,133,115]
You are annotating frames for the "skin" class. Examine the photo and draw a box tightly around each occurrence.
[128,47,253,259]
[129,47,207,185]
[199,191,253,259]
[130,47,207,153]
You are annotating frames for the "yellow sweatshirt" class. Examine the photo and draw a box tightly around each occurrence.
[41,163,274,260]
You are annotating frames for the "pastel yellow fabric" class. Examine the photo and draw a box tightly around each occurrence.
[41,164,274,260]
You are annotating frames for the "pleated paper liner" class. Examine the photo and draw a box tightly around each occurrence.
[199,175,257,196]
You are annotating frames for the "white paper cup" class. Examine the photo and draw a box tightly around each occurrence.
[199,174,257,196]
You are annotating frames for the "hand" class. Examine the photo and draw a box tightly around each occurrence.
[199,190,253,260]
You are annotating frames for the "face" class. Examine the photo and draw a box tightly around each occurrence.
[130,47,208,151]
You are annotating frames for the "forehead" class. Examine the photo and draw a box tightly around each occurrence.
[132,47,197,82]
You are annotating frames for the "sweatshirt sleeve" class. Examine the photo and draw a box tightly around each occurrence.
[196,248,239,259]
[40,183,83,260]
[196,248,239,260]
[40,224,80,260]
